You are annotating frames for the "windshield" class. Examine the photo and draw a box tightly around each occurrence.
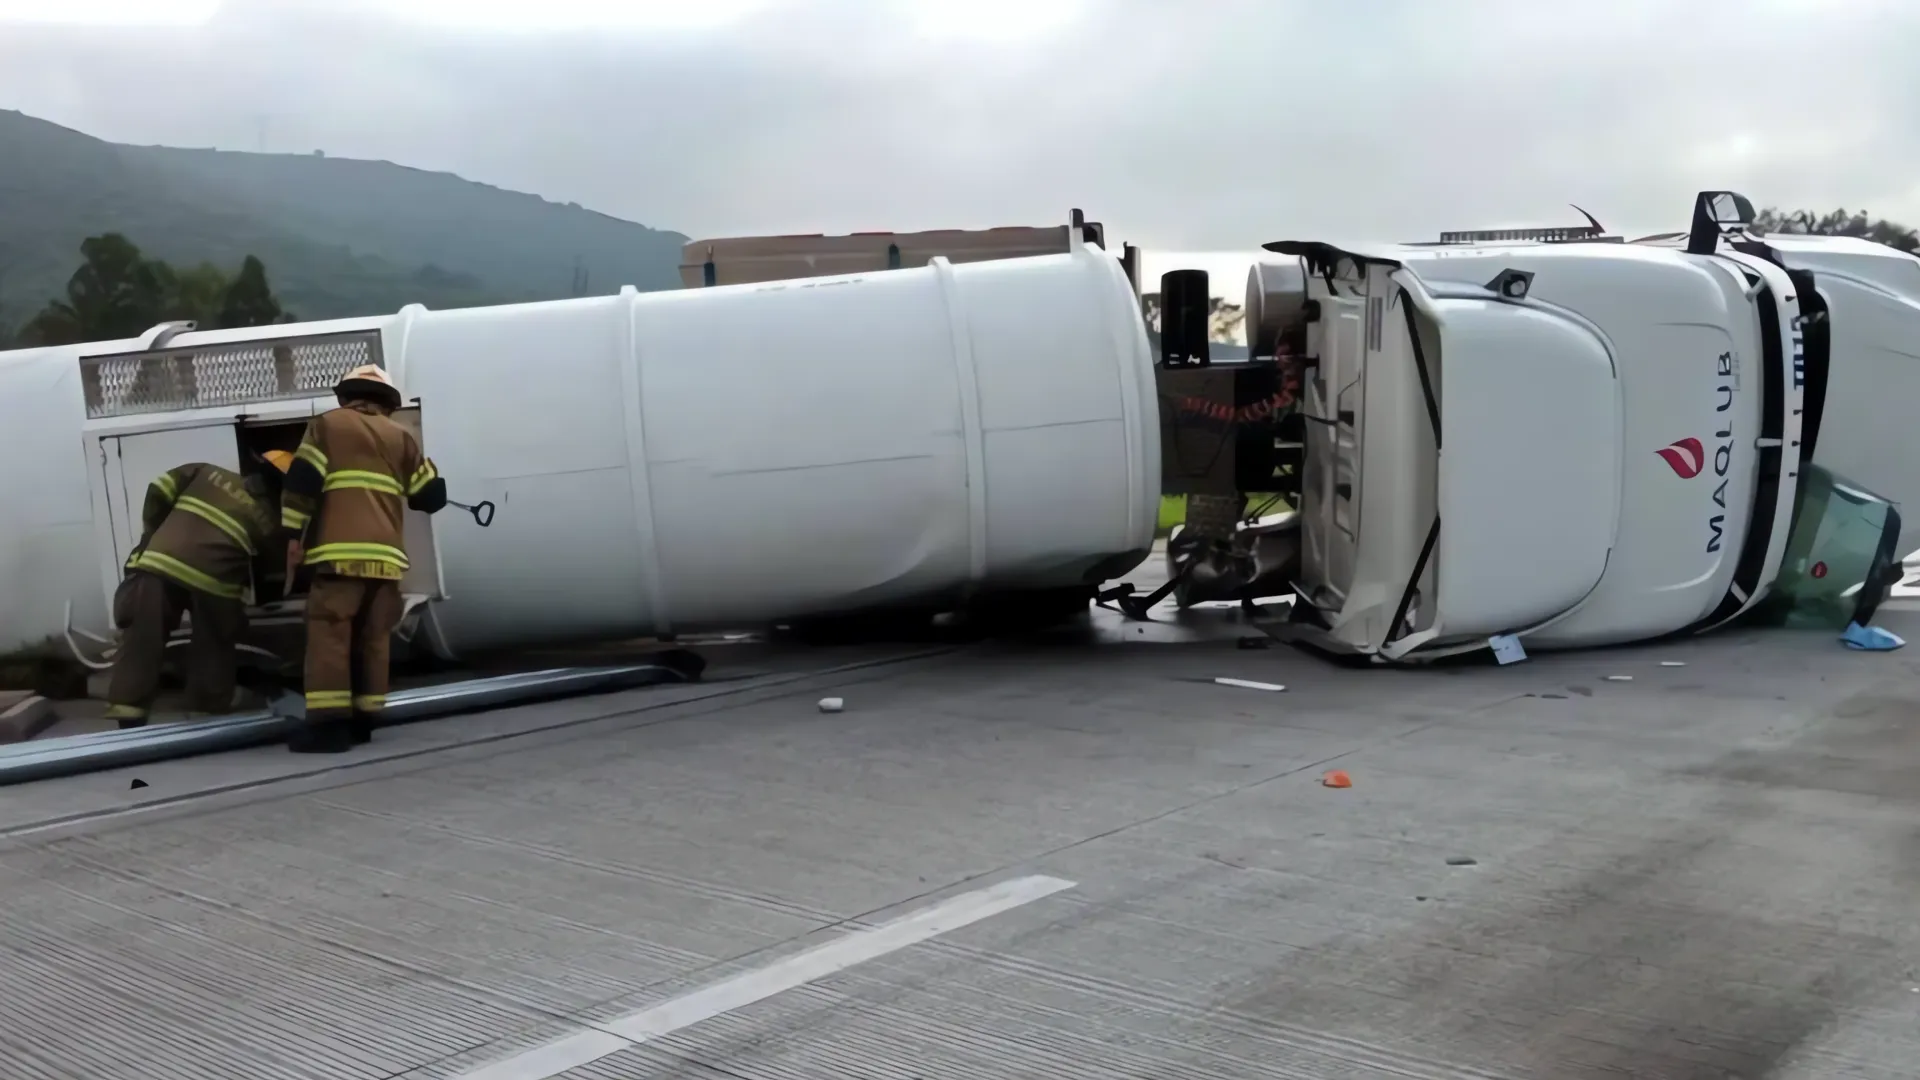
[1752,463,1903,629]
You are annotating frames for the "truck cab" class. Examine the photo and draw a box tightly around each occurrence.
[75,321,449,668]
[1632,226,1920,567]
[1268,192,1812,659]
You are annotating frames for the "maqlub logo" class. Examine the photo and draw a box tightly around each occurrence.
[1655,437,1706,479]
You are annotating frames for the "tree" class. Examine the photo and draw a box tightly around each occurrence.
[20,233,173,346]
[1753,207,1920,254]
[18,236,291,345]
[218,254,288,328]
[168,262,235,328]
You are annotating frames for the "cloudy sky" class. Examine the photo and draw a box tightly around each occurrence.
[2,0,1916,273]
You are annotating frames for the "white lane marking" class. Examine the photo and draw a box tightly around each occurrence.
[455,874,1076,1080]
[459,1030,630,1080]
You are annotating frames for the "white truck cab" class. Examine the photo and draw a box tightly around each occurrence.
[1270,192,1814,660]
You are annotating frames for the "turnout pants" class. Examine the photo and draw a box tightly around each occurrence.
[105,570,247,724]
[303,573,405,723]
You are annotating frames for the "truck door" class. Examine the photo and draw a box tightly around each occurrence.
[99,424,244,589]
[96,410,449,659]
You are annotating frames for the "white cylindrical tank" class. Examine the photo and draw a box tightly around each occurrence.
[394,243,1161,655]
[1245,257,1309,360]
[0,343,115,657]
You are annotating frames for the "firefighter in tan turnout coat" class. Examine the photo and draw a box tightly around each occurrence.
[280,364,448,753]
[104,453,292,728]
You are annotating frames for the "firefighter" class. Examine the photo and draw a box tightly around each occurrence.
[103,453,292,729]
[279,364,448,753]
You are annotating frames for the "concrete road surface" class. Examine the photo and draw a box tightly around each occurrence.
[1,611,1918,1079]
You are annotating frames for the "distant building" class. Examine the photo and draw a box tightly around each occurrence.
[679,223,1082,288]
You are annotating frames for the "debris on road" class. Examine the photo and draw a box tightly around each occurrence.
[1320,769,1352,789]
[1605,675,1634,682]
[818,697,845,713]
[1842,622,1906,651]
[1660,661,1687,667]
[0,691,55,744]
[1446,856,1479,866]
[1215,677,1285,692]
[1488,634,1528,665]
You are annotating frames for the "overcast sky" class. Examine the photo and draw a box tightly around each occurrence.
[2,0,1916,265]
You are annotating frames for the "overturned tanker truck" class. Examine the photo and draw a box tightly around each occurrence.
[0,192,1910,681]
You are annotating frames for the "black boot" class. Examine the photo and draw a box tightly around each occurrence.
[349,713,374,745]
[287,718,354,754]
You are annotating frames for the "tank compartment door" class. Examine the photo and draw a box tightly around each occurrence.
[388,405,449,627]
[99,425,244,595]
[232,406,446,653]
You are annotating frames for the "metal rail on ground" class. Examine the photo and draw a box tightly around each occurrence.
[0,650,706,788]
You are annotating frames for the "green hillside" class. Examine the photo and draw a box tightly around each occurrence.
[0,109,687,337]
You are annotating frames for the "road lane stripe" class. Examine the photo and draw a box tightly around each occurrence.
[455,874,1076,1080]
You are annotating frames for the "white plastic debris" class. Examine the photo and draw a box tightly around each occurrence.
[1488,634,1528,665]
[817,697,844,713]
[1214,677,1286,692]
[1605,674,1634,682]
[1659,661,1687,667]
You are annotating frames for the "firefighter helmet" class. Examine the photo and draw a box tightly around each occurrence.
[262,449,296,474]
[334,363,404,409]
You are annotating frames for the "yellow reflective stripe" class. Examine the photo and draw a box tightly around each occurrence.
[305,542,409,569]
[323,561,404,580]
[295,441,328,470]
[281,506,311,530]
[305,690,354,711]
[129,550,245,599]
[352,694,387,712]
[407,459,439,496]
[174,495,257,554]
[104,704,148,720]
[151,472,180,503]
[323,469,404,495]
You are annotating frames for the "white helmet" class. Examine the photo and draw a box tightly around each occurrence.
[335,364,403,409]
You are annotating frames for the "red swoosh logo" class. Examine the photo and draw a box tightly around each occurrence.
[1655,437,1705,479]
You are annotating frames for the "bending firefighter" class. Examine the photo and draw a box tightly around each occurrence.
[280,364,448,754]
[104,454,292,729]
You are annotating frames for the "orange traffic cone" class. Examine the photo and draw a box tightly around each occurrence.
[1321,769,1352,789]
